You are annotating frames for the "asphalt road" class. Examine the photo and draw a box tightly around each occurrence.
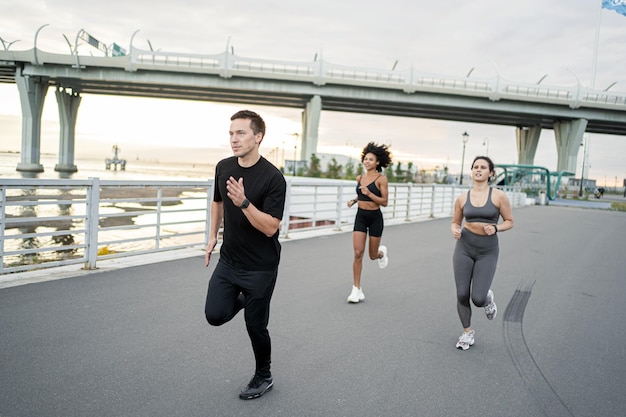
[1,205,625,417]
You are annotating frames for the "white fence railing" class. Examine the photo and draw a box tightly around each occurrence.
[0,178,526,274]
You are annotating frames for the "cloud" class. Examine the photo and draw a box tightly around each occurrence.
[2,0,621,86]
[1,0,625,181]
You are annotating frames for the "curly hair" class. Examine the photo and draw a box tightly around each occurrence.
[361,142,392,172]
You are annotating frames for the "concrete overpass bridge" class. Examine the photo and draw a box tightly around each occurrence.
[1,39,626,174]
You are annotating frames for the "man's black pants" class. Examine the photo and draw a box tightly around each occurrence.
[205,260,278,378]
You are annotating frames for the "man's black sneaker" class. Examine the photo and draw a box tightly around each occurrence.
[239,375,273,400]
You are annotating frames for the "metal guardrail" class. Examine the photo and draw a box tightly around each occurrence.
[0,178,526,274]
[109,47,626,109]
[98,47,626,110]
[0,178,213,274]
[1,46,624,111]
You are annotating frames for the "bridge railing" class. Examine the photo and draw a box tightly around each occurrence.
[125,47,625,110]
[2,47,624,111]
[0,178,526,275]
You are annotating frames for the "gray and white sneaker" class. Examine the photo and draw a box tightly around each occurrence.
[347,285,365,303]
[378,245,388,269]
[485,289,497,320]
[456,330,475,350]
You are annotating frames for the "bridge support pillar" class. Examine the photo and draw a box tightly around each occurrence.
[554,119,587,173]
[515,125,541,165]
[15,72,49,173]
[54,87,81,173]
[301,95,321,162]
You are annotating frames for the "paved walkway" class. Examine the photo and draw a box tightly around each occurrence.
[548,198,611,209]
[1,205,625,417]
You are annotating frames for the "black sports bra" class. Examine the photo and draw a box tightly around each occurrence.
[356,175,382,202]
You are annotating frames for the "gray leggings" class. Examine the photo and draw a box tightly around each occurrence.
[453,228,499,328]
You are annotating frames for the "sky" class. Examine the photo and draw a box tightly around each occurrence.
[1,0,626,186]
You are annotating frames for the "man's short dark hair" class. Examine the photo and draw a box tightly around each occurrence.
[231,110,266,138]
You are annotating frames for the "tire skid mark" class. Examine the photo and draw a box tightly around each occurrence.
[503,280,575,417]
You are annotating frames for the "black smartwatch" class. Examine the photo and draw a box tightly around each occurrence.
[239,198,250,209]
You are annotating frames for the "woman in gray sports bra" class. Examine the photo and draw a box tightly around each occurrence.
[450,156,514,350]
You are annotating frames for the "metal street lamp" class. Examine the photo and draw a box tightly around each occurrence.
[292,133,299,176]
[281,139,285,169]
[0,36,19,51]
[578,136,588,197]
[33,24,49,65]
[460,132,469,185]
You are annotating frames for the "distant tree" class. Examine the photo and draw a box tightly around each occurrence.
[433,165,440,183]
[441,166,449,184]
[395,162,404,182]
[356,164,364,177]
[344,159,356,179]
[307,153,321,177]
[326,158,343,178]
[386,166,396,182]
[418,169,427,183]
[405,162,415,182]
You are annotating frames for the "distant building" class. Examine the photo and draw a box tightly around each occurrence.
[315,153,359,171]
[286,153,359,175]
[568,178,596,190]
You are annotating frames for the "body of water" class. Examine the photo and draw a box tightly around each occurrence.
[0,151,326,271]
[0,152,218,269]
[0,152,216,182]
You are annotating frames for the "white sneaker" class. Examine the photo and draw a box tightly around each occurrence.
[456,330,475,350]
[347,286,364,303]
[378,245,388,269]
[485,289,497,320]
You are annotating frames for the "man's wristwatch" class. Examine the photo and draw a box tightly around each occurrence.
[239,198,250,209]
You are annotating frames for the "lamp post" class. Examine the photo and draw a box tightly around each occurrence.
[292,133,299,176]
[33,24,49,66]
[1,36,19,51]
[578,136,587,197]
[460,131,469,185]
[281,139,285,169]
[482,137,489,156]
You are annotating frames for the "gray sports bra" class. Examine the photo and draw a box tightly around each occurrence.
[463,188,500,223]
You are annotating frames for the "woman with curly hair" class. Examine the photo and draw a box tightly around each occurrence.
[346,142,392,303]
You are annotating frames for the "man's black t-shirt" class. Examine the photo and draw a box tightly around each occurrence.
[214,156,286,270]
